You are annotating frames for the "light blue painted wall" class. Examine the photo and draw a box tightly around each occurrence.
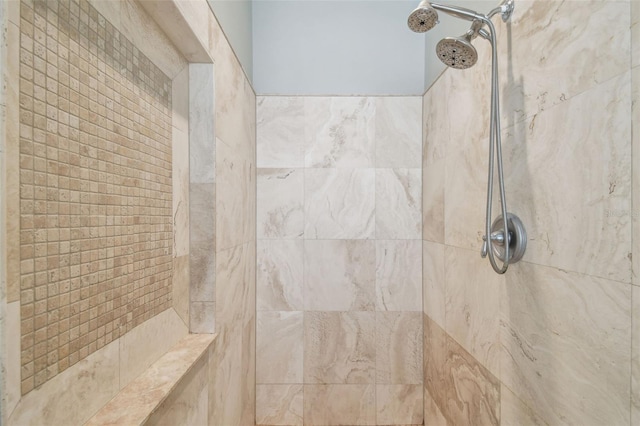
[207,0,254,80]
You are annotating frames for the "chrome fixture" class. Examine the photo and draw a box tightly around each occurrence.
[408,0,526,274]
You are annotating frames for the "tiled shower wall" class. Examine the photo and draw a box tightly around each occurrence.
[256,96,423,425]
[17,0,173,393]
[422,0,639,425]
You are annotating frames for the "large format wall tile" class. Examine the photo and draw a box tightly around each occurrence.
[257,311,303,384]
[445,246,502,377]
[375,97,422,168]
[256,384,304,426]
[257,240,303,311]
[304,240,375,311]
[257,168,304,239]
[305,168,375,239]
[304,97,375,168]
[376,312,423,385]
[500,384,546,426]
[633,66,640,285]
[376,168,422,239]
[423,241,445,327]
[376,385,423,425]
[303,384,376,425]
[304,311,375,384]
[501,262,631,425]
[633,0,639,68]
[498,0,631,125]
[375,240,422,312]
[257,97,305,168]
[633,284,640,425]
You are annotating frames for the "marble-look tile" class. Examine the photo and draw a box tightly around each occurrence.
[305,168,375,239]
[173,123,189,257]
[9,339,120,425]
[375,240,422,312]
[215,242,254,336]
[304,240,375,311]
[423,313,449,426]
[303,384,376,425]
[257,97,305,168]
[190,239,215,303]
[119,0,187,79]
[423,241,445,327]
[376,312,423,384]
[173,255,190,327]
[172,66,189,132]
[216,138,255,251]
[119,308,189,387]
[376,385,423,425]
[189,63,215,184]
[501,262,631,425]
[256,384,304,426]
[633,66,640,285]
[257,311,303,384]
[190,183,216,245]
[376,168,421,239]
[499,0,631,124]
[375,97,422,168]
[208,334,243,424]
[633,0,639,68]
[633,284,640,425]
[445,246,502,377]
[190,183,215,304]
[145,355,208,426]
[500,384,547,426]
[257,240,303,311]
[5,301,20,416]
[304,311,375,384]
[257,168,304,239]
[304,97,375,168]
[190,301,215,334]
[422,78,448,244]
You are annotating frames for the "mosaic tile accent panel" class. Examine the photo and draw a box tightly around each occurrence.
[18,0,173,394]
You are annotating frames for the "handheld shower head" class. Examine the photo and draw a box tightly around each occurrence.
[407,0,439,33]
[436,33,478,69]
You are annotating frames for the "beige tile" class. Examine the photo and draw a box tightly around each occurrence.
[208,332,245,425]
[89,0,121,31]
[500,384,546,426]
[189,63,216,184]
[376,168,422,240]
[376,385,423,425]
[422,160,445,244]
[375,240,422,312]
[257,240,303,311]
[633,66,640,285]
[304,97,375,168]
[190,239,215,302]
[445,246,502,377]
[501,262,631,425]
[423,314,449,426]
[5,301,20,416]
[499,0,631,124]
[375,97,422,168]
[257,97,305,168]
[257,311,303,384]
[190,301,215,334]
[423,241,445,327]
[303,384,376,425]
[632,284,640,425]
[305,168,375,239]
[376,312,423,385]
[172,123,190,258]
[633,0,640,68]
[9,339,120,425]
[256,384,304,426]
[172,256,190,328]
[304,240,375,311]
[216,242,254,337]
[119,309,189,387]
[304,311,375,384]
[257,168,304,239]
[172,65,189,132]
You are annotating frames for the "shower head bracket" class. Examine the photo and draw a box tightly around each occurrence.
[500,0,514,22]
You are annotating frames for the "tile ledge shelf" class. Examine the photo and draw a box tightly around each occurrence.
[85,333,216,426]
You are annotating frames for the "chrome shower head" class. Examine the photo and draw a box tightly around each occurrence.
[408,0,439,33]
[436,33,478,69]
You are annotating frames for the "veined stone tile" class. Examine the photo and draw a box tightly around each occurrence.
[257,97,305,168]
[375,97,422,168]
[633,0,639,68]
[189,63,215,184]
[376,312,423,385]
[500,384,547,426]
[376,168,422,240]
[633,66,640,285]
[304,311,375,384]
[376,385,423,425]
[375,240,422,312]
[257,240,303,311]
[423,241,445,327]
[632,284,640,425]
[256,311,303,384]
[305,168,375,239]
[304,240,375,312]
[257,168,304,239]
[304,97,375,168]
[303,384,376,425]
[501,262,631,425]
[256,384,303,426]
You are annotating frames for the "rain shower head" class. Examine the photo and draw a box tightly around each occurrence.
[436,34,478,69]
[407,0,439,33]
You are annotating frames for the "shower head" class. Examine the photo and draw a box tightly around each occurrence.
[407,0,439,33]
[436,33,478,69]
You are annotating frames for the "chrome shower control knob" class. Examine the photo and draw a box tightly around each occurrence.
[489,213,527,263]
